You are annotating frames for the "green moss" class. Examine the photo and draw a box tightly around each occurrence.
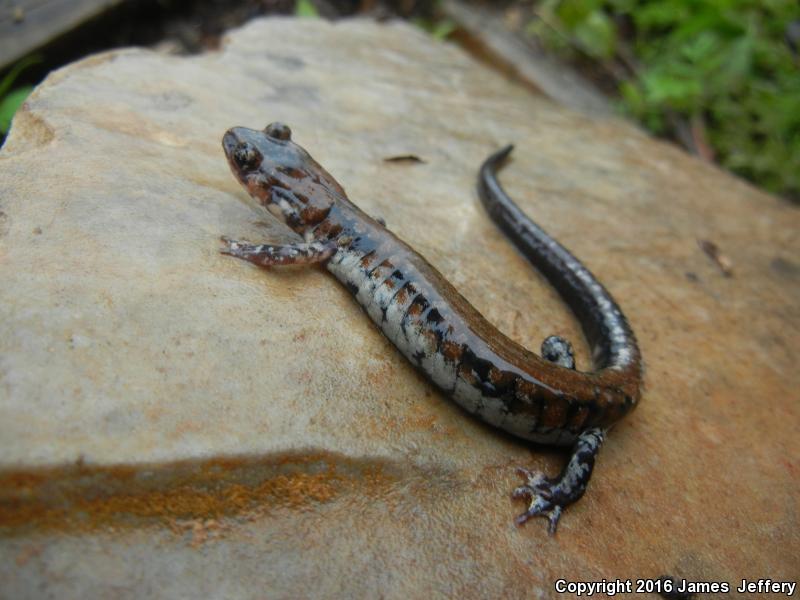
[531,0,800,199]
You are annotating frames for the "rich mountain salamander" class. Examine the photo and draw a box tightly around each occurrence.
[221,122,644,534]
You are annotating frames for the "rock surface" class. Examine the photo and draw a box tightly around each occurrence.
[1,17,798,598]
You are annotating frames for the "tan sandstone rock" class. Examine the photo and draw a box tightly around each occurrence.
[0,17,797,598]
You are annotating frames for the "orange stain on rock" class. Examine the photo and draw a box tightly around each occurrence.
[0,453,396,537]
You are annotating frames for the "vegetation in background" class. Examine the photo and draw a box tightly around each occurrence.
[413,3,457,41]
[0,55,41,136]
[413,16,456,39]
[295,0,319,17]
[528,0,799,199]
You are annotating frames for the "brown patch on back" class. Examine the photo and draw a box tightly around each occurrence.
[300,204,331,226]
[567,404,589,431]
[407,298,426,317]
[370,260,394,281]
[539,396,569,428]
[457,364,478,385]
[488,366,516,388]
[441,340,463,362]
[360,252,378,269]
[315,219,342,238]
[514,378,537,403]
[422,329,439,352]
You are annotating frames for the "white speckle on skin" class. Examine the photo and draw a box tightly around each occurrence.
[383,288,412,355]
[359,266,394,324]
[421,348,457,391]
[330,248,362,274]
[452,376,482,414]
[355,269,380,313]
[371,278,398,319]
[479,395,512,429]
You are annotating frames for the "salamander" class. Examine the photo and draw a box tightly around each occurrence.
[221,122,644,534]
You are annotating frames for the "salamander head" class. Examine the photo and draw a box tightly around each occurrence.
[222,122,345,233]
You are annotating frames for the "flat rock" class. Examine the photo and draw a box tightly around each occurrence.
[1,17,798,598]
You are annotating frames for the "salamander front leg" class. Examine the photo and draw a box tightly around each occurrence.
[513,427,605,534]
[221,236,337,267]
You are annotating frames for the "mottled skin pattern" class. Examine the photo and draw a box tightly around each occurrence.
[221,123,644,534]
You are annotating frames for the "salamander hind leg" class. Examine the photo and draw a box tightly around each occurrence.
[512,427,605,534]
[541,335,575,370]
[221,236,336,267]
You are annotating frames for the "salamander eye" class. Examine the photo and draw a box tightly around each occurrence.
[264,122,291,141]
[233,142,260,170]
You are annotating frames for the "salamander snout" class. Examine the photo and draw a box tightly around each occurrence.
[222,130,262,175]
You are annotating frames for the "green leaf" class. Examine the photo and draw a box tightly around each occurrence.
[641,71,702,108]
[717,34,752,82]
[294,0,318,17]
[0,86,32,133]
[633,2,688,29]
[619,80,645,115]
[0,54,42,98]
[430,19,456,40]
[679,31,719,64]
[555,0,602,29]
[412,17,456,40]
[572,10,617,59]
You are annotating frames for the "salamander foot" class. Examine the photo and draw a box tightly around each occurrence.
[512,427,605,534]
[541,335,575,369]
